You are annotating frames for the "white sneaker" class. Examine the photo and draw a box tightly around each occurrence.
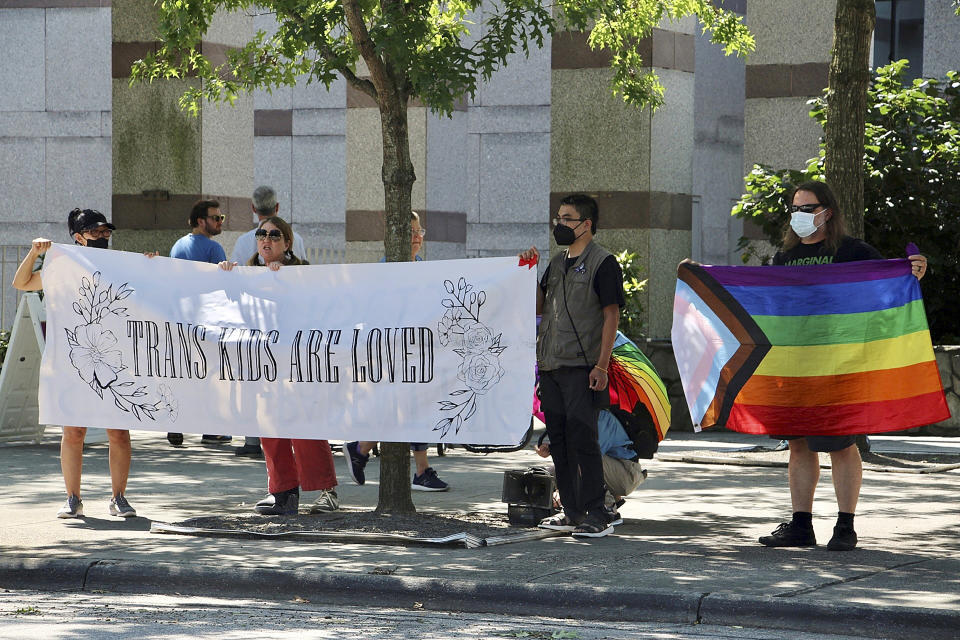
[109,493,137,518]
[57,494,83,519]
[310,489,340,513]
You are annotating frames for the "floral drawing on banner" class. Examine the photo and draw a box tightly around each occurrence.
[434,277,506,438]
[64,271,179,422]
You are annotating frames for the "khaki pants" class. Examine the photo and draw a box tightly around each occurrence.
[601,455,644,507]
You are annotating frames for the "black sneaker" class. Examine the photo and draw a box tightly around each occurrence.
[254,487,299,515]
[759,522,817,547]
[827,525,858,551]
[344,441,369,485]
[412,467,449,491]
[201,434,232,444]
[234,443,264,458]
[167,432,183,446]
[604,507,623,526]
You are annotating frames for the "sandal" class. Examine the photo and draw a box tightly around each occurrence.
[538,513,580,531]
[572,519,614,538]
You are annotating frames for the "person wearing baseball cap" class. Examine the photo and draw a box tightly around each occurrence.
[67,208,116,248]
[12,208,147,520]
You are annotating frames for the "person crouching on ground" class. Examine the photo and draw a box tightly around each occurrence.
[519,193,626,538]
[218,216,340,515]
[537,408,647,525]
[12,208,155,519]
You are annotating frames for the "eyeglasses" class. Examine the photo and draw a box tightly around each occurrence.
[255,229,284,241]
[83,228,112,239]
[412,228,426,238]
[202,214,226,222]
[790,204,822,214]
[553,216,585,226]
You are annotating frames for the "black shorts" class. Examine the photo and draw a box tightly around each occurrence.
[776,435,857,453]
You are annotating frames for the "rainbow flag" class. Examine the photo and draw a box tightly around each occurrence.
[672,260,950,435]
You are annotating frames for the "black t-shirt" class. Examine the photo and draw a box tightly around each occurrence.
[772,235,882,266]
[539,254,625,308]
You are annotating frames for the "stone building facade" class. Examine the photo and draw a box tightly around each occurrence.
[1,1,958,430]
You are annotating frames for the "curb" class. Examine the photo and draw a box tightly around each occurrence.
[2,557,957,638]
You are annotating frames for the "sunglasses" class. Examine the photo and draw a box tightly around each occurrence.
[202,214,226,222]
[790,204,822,214]
[255,229,284,240]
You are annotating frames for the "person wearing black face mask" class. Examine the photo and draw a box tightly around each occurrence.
[518,194,625,538]
[12,208,155,521]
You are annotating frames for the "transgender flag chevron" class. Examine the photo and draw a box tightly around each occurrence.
[671,260,950,436]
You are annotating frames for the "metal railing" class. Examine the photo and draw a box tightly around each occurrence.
[303,247,347,265]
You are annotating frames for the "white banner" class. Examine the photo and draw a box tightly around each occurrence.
[38,245,536,445]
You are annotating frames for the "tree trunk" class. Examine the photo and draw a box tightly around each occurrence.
[824,0,875,240]
[374,89,418,515]
[342,0,417,514]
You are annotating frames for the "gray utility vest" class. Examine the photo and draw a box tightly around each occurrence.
[537,241,612,371]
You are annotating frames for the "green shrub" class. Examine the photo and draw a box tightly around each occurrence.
[732,61,960,343]
[614,250,647,343]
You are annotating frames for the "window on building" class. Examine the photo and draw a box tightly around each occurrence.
[874,0,925,79]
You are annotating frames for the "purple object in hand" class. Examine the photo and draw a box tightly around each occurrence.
[906,242,920,256]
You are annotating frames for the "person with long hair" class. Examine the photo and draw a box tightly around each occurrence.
[759,180,927,551]
[218,216,340,515]
[12,208,155,519]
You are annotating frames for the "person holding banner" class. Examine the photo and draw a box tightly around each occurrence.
[343,211,450,492]
[519,194,625,538]
[218,216,340,515]
[167,199,231,448]
[758,180,928,551]
[12,208,151,519]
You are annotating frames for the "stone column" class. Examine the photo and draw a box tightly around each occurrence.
[551,19,697,340]
[111,1,253,255]
[744,1,835,175]
[343,76,428,264]
[692,0,746,267]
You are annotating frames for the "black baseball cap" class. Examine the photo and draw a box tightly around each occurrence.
[68,208,116,235]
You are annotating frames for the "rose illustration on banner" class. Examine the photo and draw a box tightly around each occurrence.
[67,323,123,389]
[435,277,507,438]
[458,351,504,393]
[64,271,178,422]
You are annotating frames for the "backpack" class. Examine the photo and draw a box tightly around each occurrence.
[609,404,659,459]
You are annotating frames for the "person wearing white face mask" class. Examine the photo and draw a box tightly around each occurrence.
[759,180,928,552]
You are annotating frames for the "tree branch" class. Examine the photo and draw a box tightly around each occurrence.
[320,42,377,98]
[280,6,378,99]
[342,0,391,97]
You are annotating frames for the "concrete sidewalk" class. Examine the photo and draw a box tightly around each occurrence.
[1,429,959,639]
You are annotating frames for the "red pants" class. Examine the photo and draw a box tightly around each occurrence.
[261,438,337,493]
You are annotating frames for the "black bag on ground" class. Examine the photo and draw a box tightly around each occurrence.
[609,404,659,459]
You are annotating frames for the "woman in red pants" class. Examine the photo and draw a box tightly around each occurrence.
[219,216,339,515]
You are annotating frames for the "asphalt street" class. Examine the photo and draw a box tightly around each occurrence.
[1,428,958,639]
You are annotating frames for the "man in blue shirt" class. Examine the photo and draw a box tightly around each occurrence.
[169,199,228,264]
[167,199,229,446]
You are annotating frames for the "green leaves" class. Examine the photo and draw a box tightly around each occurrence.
[131,0,753,116]
[732,61,960,342]
[615,250,648,342]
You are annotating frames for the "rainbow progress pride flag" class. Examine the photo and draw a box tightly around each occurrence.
[671,260,950,435]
